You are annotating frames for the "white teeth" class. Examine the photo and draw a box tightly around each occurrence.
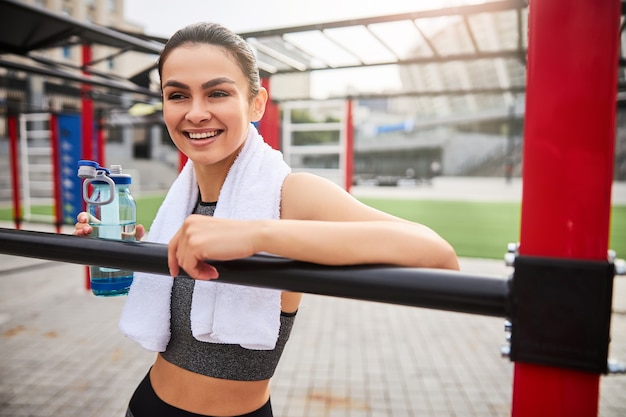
[188,131,218,139]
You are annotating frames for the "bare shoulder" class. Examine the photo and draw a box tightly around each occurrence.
[281,172,400,222]
[282,172,344,197]
[281,172,346,220]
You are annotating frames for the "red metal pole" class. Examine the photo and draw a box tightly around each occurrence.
[259,77,280,150]
[81,44,94,164]
[512,0,620,416]
[178,152,188,173]
[82,43,94,290]
[49,114,62,233]
[345,99,354,192]
[8,115,21,230]
[97,112,106,168]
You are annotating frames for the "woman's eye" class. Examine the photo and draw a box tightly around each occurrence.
[209,90,229,98]
[167,92,186,101]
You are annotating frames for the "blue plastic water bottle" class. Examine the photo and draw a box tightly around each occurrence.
[78,161,136,296]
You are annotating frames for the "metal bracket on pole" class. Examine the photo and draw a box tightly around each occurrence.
[508,255,615,374]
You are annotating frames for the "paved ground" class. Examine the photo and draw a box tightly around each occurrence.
[0,178,625,416]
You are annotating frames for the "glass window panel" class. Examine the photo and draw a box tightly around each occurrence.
[467,10,519,52]
[368,21,425,60]
[416,16,474,56]
[324,26,397,64]
[292,131,341,146]
[283,31,361,67]
[290,154,340,170]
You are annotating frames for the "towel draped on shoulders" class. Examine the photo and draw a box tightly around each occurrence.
[118,125,291,351]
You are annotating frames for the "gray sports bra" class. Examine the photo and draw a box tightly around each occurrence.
[160,201,297,381]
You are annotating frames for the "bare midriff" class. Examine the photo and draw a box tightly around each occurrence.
[150,353,270,416]
[149,291,302,416]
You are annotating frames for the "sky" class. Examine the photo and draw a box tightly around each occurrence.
[123,0,486,98]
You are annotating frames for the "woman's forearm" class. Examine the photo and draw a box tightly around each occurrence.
[254,219,459,270]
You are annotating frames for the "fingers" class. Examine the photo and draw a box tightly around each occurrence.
[189,263,219,280]
[167,230,181,278]
[135,224,146,241]
[73,212,93,236]
[167,227,219,280]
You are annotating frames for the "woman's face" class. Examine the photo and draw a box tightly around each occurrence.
[160,43,266,167]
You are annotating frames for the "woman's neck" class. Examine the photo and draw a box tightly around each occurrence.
[194,166,227,203]
[192,143,244,202]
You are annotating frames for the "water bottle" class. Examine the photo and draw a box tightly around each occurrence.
[78,160,136,297]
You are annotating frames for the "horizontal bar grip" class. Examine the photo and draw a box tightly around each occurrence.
[0,227,510,317]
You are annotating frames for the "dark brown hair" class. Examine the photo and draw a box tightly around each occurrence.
[157,22,260,100]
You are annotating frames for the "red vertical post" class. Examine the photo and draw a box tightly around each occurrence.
[81,43,94,290]
[49,114,62,233]
[259,77,280,150]
[81,44,94,164]
[178,152,188,173]
[97,112,106,168]
[8,115,21,230]
[344,99,354,192]
[512,0,620,416]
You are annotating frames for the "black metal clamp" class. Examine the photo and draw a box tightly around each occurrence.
[505,252,616,374]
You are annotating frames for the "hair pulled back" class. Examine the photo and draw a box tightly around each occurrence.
[157,22,260,100]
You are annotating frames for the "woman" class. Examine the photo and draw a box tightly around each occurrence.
[76,22,459,417]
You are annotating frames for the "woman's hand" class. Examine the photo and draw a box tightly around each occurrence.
[73,212,94,236]
[73,212,146,240]
[167,215,258,280]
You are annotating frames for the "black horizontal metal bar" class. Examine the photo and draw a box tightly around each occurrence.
[0,56,160,98]
[0,227,510,318]
[267,49,526,76]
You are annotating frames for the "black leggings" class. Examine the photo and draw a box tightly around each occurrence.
[126,372,273,417]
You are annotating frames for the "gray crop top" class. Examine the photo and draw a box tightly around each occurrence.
[160,200,297,381]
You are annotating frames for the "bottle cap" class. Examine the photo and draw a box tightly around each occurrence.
[93,164,132,185]
[110,164,131,185]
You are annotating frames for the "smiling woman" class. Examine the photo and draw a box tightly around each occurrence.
[73,21,458,417]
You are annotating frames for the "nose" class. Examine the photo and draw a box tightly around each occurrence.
[185,98,211,124]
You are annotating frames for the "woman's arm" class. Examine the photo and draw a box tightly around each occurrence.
[270,172,458,269]
[168,172,459,279]
[253,218,458,269]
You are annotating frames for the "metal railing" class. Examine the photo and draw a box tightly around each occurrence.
[0,227,510,318]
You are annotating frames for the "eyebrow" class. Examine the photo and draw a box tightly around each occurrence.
[162,77,236,90]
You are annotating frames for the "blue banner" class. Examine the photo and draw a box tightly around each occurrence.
[56,114,83,225]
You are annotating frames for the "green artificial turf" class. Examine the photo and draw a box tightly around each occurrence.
[359,198,521,259]
[359,198,626,260]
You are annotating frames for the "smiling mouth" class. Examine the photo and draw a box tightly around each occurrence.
[187,130,221,140]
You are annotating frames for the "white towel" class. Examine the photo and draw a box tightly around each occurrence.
[119,125,291,351]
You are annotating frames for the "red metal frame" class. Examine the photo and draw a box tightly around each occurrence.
[97,112,106,168]
[81,44,94,166]
[513,0,620,416]
[178,152,188,173]
[8,115,21,230]
[81,43,94,290]
[49,114,62,233]
[260,77,280,150]
[345,99,354,192]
